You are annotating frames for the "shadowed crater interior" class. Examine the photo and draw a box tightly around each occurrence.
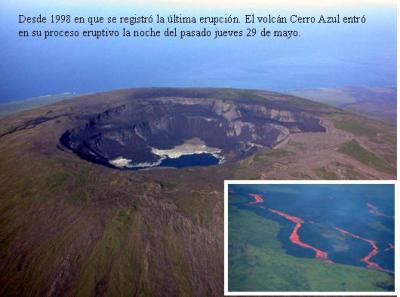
[60,96,325,170]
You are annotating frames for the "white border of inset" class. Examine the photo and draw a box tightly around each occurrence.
[224,180,397,296]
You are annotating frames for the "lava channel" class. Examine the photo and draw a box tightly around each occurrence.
[248,193,264,205]
[335,227,392,272]
[269,208,332,263]
[367,203,393,219]
[384,243,394,252]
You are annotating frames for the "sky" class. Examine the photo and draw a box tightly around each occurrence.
[0,0,396,102]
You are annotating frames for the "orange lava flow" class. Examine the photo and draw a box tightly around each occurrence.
[269,208,332,263]
[335,227,388,271]
[248,193,264,205]
[384,243,395,252]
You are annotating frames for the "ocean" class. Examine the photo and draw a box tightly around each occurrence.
[0,4,396,102]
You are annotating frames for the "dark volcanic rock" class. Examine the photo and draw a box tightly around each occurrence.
[60,96,325,169]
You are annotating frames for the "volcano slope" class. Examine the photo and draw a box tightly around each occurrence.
[0,88,396,297]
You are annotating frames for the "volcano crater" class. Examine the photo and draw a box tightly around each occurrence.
[60,97,325,170]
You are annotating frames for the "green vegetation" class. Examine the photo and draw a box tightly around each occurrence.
[232,148,293,180]
[330,114,396,170]
[75,209,138,297]
[174,191,212,225]
[229,194,250,204]
[338,140,393,174]
[275,94,335,111]
[328,162,366,179]
[333,118,379,139]
[214,89,267,103]
[165,227,193,297]
[214,89,332,112]
[314,167,339,180]
[228,205,393,291]
[290,172,312,179]
[253,149,293,162]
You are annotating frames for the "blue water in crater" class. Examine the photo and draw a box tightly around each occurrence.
[159,153,220,168]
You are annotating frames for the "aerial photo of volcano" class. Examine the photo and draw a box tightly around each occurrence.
[0,88,396,296]
[0,0,397,294]
[228,184,394,292]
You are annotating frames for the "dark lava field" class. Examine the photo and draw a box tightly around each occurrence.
[228,184,395,292]
[231,184,394,271]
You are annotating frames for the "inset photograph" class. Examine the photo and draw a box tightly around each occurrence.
[225,182,394,293]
